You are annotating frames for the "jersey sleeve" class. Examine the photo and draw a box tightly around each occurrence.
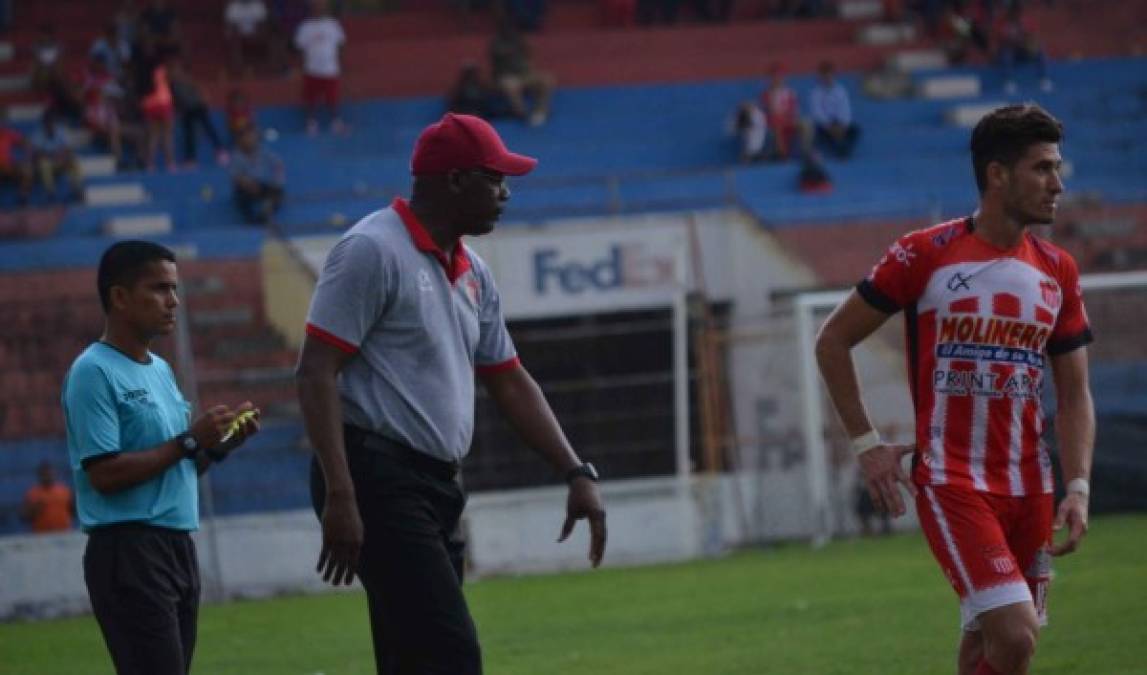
[473,267,519,375]
[1047,253,1093,356]
[62,360,121,469]
[856,232,929,313]
[305,234,389,354]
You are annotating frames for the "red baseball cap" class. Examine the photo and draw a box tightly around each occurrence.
[411,113,538,176]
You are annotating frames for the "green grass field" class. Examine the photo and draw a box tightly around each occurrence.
[3,514,1144,674]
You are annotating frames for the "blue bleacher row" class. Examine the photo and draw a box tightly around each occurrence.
[0,57,1144,272]
[1,361,1145,535]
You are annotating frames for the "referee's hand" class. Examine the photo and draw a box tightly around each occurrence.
[318,493,363,586]
[559,479,607,568]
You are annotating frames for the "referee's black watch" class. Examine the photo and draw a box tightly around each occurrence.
[565,462,599,484]
[176,432,201,460]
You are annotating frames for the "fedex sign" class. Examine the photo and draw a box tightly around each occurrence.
[533,244,677,295]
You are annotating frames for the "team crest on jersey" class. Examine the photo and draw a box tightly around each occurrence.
[1039,278,1061,309]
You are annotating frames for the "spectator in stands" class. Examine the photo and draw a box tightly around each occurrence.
[83,54,144,170]
[797,150,832,193]
[760,63,806,160]
[809,61,860,159]
[31,25,84,124]
[994,3,1052,93]
[446,61,500,119]
[939,0,991,65]
[0,109,34,205]
[728,100,767,164]
[30,109,84,202]
[137,45,178,172]
[90,23,133,81]
[169,59,229,167]
[63,241,260,675]
[21,461,74,533]
[231,126,285,224]
[294,0,347,135]
[115,0,141,46]
[226,87,257,143]
[225,0,272,77]
[489,17,556,126]
[139,0,180,50]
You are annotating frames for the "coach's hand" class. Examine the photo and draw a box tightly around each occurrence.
[1051,492,1088,557]
[559,479,607,568]
[190,405,237,449]
[858,444,917,517]
[318,493,363,586]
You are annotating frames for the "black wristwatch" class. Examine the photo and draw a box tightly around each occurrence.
[176,432,201,460]
[565,462,599,484]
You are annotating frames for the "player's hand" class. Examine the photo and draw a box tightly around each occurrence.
[558,479,607,568]
[1050,492,1088,557]
[318,493,363,586]
[858,444,917,517]
[190,405,236,449]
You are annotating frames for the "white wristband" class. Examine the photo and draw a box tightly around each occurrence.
[851,429,883,456]
[1066,478,1090,498]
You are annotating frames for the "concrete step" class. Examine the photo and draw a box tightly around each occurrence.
[857,23,916,46]
[86,183,149,206]
[104,212,172,237]
[888,49,948,72]
[946,101,1008,128]
[838,0,883,20]
[63,127,93,150]
[7,103,45,123]
[919,75,982,100]
[0,73,29,93]
[78,155,117,178]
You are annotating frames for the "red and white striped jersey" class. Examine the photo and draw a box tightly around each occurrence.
[858,217,1093,496]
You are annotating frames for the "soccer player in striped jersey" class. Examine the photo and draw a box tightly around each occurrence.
[815,104,1094,675]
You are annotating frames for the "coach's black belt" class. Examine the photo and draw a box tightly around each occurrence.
[346,425,460,482]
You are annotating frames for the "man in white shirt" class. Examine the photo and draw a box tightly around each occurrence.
[809,61,861,159]
[293,0,346,135]
[225,0,269,76]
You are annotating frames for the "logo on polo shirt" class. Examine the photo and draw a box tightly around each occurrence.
[418,269,433,292]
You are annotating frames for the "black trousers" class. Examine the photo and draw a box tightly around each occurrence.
[179,104,223,162]
[310,427,481,675]
[83,524,201,675]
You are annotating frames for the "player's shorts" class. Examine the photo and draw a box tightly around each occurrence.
[916,484,1053,631]
[302,74,340,107]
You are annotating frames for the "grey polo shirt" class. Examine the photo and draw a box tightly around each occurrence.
[305,198,519,462]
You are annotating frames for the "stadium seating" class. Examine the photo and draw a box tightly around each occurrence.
[1,1,1145,530]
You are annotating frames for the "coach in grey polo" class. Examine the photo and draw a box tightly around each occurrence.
[296,112,607,675]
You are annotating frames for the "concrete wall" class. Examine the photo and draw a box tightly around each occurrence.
[0,472,919,621]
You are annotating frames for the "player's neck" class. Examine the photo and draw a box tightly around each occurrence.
[100,323,152,363]
[971,205,1026,250]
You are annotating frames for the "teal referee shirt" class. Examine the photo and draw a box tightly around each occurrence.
[62,342,198,531]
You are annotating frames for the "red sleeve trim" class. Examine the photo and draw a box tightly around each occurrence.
[476,355,521,376]
[306,323,359,355]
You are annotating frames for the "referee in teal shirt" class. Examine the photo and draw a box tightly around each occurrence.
[62,241,260,675]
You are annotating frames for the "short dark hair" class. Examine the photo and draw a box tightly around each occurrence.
[970,103,1063,194]
[97,240,176,312]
